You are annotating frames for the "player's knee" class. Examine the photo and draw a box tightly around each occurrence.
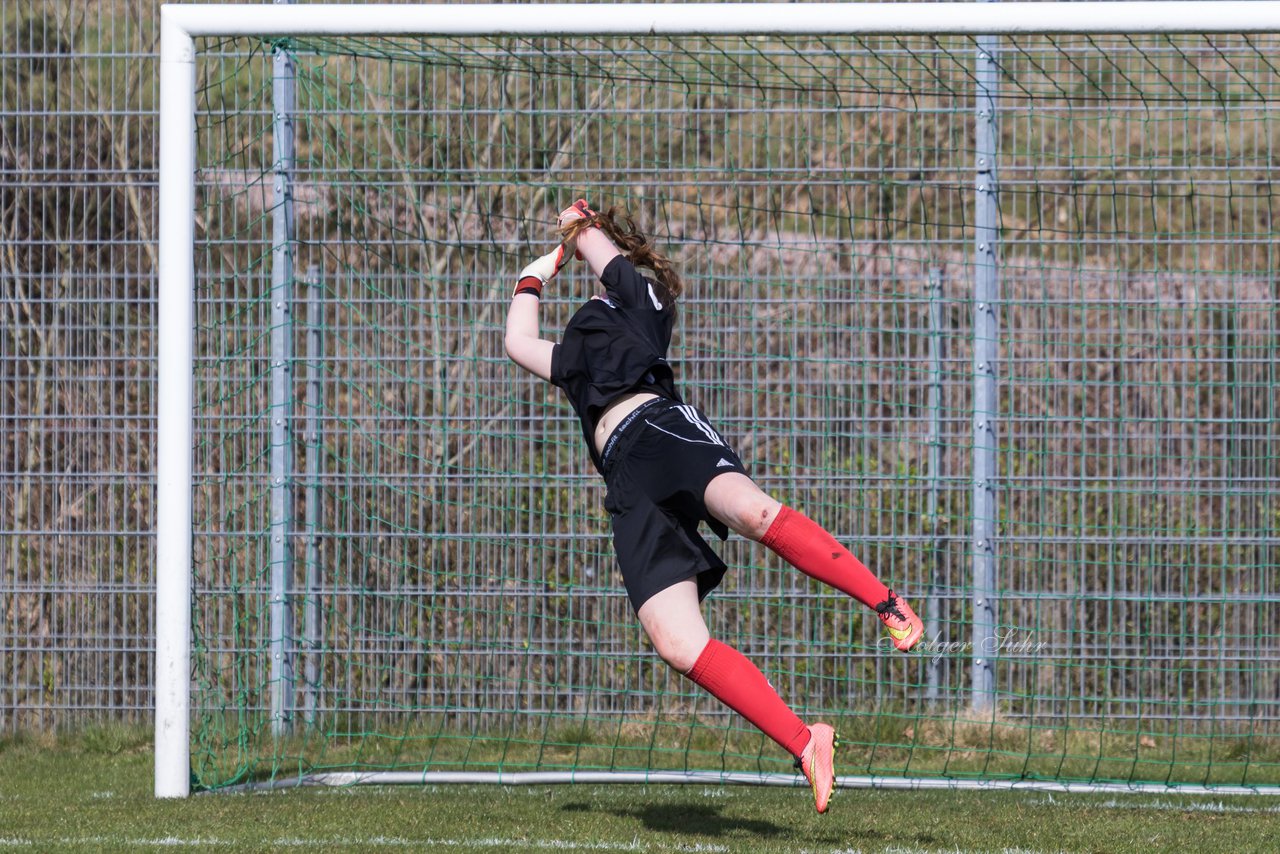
[705,474,781,541]
[653,635,703,673]
[729,498,780,542]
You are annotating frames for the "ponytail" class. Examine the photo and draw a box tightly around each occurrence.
[559,206,683,307]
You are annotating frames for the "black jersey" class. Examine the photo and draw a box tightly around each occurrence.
[550,255,682,473]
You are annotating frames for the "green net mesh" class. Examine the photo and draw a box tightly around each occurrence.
[189,33,1279,791]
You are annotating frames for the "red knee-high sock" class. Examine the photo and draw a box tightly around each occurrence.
[760,505,890,610]
[684,638,811,759]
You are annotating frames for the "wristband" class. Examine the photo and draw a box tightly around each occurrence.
[513,276,543,298]
[513,244,568,298]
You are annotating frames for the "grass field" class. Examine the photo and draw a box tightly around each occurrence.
[2,728,1279,853]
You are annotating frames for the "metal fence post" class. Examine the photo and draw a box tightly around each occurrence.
[268,5,297,736]
[925,266,945,706]
[301,265,323,727]
[971,29,1000,714]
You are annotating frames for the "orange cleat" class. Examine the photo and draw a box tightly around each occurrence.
[876,590,924,652]
[797,722,839,813]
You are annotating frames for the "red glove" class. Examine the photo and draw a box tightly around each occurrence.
[558,198,597,228]
[513,244,570,298]
[558,199,598,260]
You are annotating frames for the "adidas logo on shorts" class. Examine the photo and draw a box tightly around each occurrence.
[716,458,734,468]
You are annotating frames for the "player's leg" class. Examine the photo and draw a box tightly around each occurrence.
[636,578,836,812]
[702,472,923,651]
[637,579,810,754]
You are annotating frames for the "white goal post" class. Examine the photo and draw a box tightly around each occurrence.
[155,2,1280,799]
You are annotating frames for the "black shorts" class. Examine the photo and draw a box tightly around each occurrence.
[600,398,749,612]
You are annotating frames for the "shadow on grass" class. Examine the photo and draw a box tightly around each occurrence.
[564,799,909,847]
[628,803,788,837]
[565,797,945,848]
[565,800,790,838]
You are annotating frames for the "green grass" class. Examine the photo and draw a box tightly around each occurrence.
[3,727,1280,853]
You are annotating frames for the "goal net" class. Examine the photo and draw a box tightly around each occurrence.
[160,5,1280,795]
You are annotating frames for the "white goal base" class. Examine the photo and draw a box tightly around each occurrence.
[218,771,1280,797]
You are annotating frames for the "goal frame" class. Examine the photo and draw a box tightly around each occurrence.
[155,1,1280,799]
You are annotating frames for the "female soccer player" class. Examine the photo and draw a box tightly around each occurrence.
[503,200,923,813]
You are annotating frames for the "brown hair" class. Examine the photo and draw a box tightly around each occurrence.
[559,206,683,307]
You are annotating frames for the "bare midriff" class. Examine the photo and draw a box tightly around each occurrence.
[593,391,662,457]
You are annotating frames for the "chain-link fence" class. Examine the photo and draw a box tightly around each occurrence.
[3,1,1278,749]
[3,0,160,729]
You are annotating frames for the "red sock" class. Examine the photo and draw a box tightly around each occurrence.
[760,505,890,610]
[684,638,811,758]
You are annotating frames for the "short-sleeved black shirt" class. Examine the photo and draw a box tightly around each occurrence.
[550,255,682,473]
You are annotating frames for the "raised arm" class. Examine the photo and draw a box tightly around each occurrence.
[504,294,553,381]
[503,245,567,381]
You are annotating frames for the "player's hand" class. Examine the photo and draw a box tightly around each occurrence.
[513,244,570,298]
[557,199,597,228]
[558,200,599,260]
